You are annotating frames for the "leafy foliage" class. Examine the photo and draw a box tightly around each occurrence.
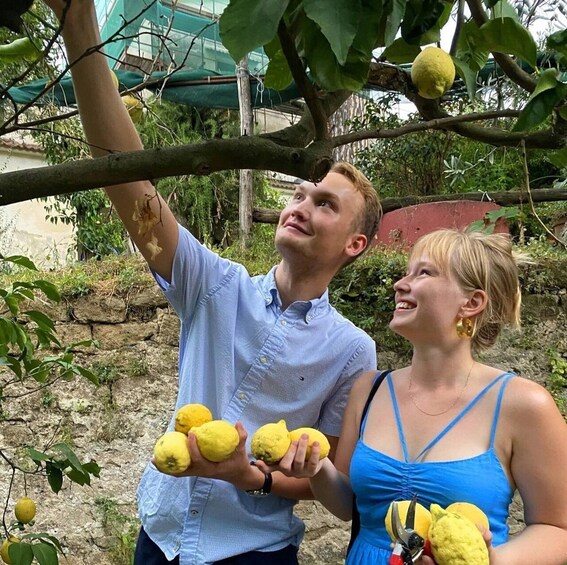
[0,255,99,565]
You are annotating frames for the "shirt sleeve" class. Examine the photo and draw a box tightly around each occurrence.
[317,334,377,437]
[152,225,237,322]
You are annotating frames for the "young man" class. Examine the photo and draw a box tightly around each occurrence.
[42,2,382,563]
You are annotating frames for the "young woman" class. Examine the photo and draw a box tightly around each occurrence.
[257,229,567,564]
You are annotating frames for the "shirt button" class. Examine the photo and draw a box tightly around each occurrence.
[239,393,246,400]
[281,320,287,326]
[260,356,268,364]
[191,509,199,516]
[306,315,312,322]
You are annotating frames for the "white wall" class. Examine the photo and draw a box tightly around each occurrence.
[0,143,75,268]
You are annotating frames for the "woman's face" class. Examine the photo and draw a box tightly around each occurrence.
[389,254,470,344]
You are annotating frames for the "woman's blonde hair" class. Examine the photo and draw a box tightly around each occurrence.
[410,229,526,352]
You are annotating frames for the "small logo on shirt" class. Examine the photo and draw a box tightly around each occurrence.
[298,376,305,381]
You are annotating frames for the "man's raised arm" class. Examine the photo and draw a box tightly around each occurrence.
[44,0,179,281]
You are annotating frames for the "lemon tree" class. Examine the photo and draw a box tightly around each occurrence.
[0,255,101,565]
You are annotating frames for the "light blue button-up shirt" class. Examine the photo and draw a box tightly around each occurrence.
[137,226,377,564]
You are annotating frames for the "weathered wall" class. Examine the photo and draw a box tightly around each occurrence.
[1,284,566,564]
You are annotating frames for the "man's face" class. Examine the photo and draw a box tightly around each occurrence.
[275,172,366,268]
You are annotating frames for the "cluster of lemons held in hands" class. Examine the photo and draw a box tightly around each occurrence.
[411,46,456,99]
[153,404,330,475]
[386,499,490,565]
[1,497,36,564]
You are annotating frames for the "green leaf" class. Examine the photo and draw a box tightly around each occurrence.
[304,0,360,65]
[32,280,61,302]
[46,464,63,493]
[382,37,421,64]
[66,467,90,486]
[21,534,63,553]
[23,310,56,332]
[400,0,447,44]
[31,542,58,565]
[452,56,478,101]
[1,255,37,270]
[264,48,294,90]
[547,29,567,59]
[456,21,490,72]
[475,17,537,68]
[384,0,407,46]
[548,146,567,168]
[513,69,567,131]
[76,366,100,386]
[27,448,50,463]
[51,443,84,473]
[219,0,291,63]
[490,0,521,22]
[9,542,34,565]
[82,460,101,478]
[0,37,42,63]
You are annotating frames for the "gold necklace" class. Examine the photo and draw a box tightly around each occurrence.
[408,361,475,417]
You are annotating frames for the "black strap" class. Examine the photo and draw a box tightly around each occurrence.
[347,369,391,556]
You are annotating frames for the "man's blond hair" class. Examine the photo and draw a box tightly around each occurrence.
[330,162,382,260]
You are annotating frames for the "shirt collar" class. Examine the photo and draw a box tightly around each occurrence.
[261,267,330,323]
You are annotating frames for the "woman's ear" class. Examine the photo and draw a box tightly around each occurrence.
[460,289,488,319]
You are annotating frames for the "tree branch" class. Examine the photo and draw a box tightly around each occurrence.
[331,109,522,146]
[253,187,567,224]
[0,136,333,206]
[466,0,537,92]
[277,20,329,140]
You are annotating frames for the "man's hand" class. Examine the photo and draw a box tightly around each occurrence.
[153,422,265,491]
[254,434,325,479]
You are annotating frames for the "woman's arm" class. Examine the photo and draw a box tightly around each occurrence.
[256,371,378,520]
[493,378,567,564]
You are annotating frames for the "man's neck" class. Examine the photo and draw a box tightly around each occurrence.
[274,260,334,310]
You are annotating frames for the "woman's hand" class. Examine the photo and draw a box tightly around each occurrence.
[419,524,494,565]
[254,434,325,478]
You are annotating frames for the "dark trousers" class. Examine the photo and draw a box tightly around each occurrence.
[134,527,299,565]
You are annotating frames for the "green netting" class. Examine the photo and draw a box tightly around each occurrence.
[8,0,297,109]
[7,68,301,109]
[95,0,267,75]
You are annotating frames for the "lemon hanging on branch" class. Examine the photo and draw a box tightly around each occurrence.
[14,496,36,524]
[0,537,19,565]
[411,46,455,99]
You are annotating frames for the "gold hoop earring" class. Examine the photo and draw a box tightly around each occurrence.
[456,318,474,338]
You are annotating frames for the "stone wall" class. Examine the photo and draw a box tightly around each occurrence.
[1,284,565,565]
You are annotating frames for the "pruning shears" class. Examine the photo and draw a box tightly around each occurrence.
[388,495,435,565]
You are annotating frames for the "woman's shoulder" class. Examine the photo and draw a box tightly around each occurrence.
[498,372,561,420]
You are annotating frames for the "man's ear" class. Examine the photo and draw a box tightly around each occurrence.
[346,234,368,258]
[460,289,488,319]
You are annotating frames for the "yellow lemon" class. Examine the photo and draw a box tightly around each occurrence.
[14,497,36,524]
[446,502,490,531]
[110,70,119,90]
[411,46,455,99]
[153,431,191,474]
[385,500,431,542]
[122,94,144,123]
[288,427,330,460]
[191,420,239,462]
[429,503,489,565]
[175,403,213,435]
[251,420,291,464]
[1,537,19,565]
